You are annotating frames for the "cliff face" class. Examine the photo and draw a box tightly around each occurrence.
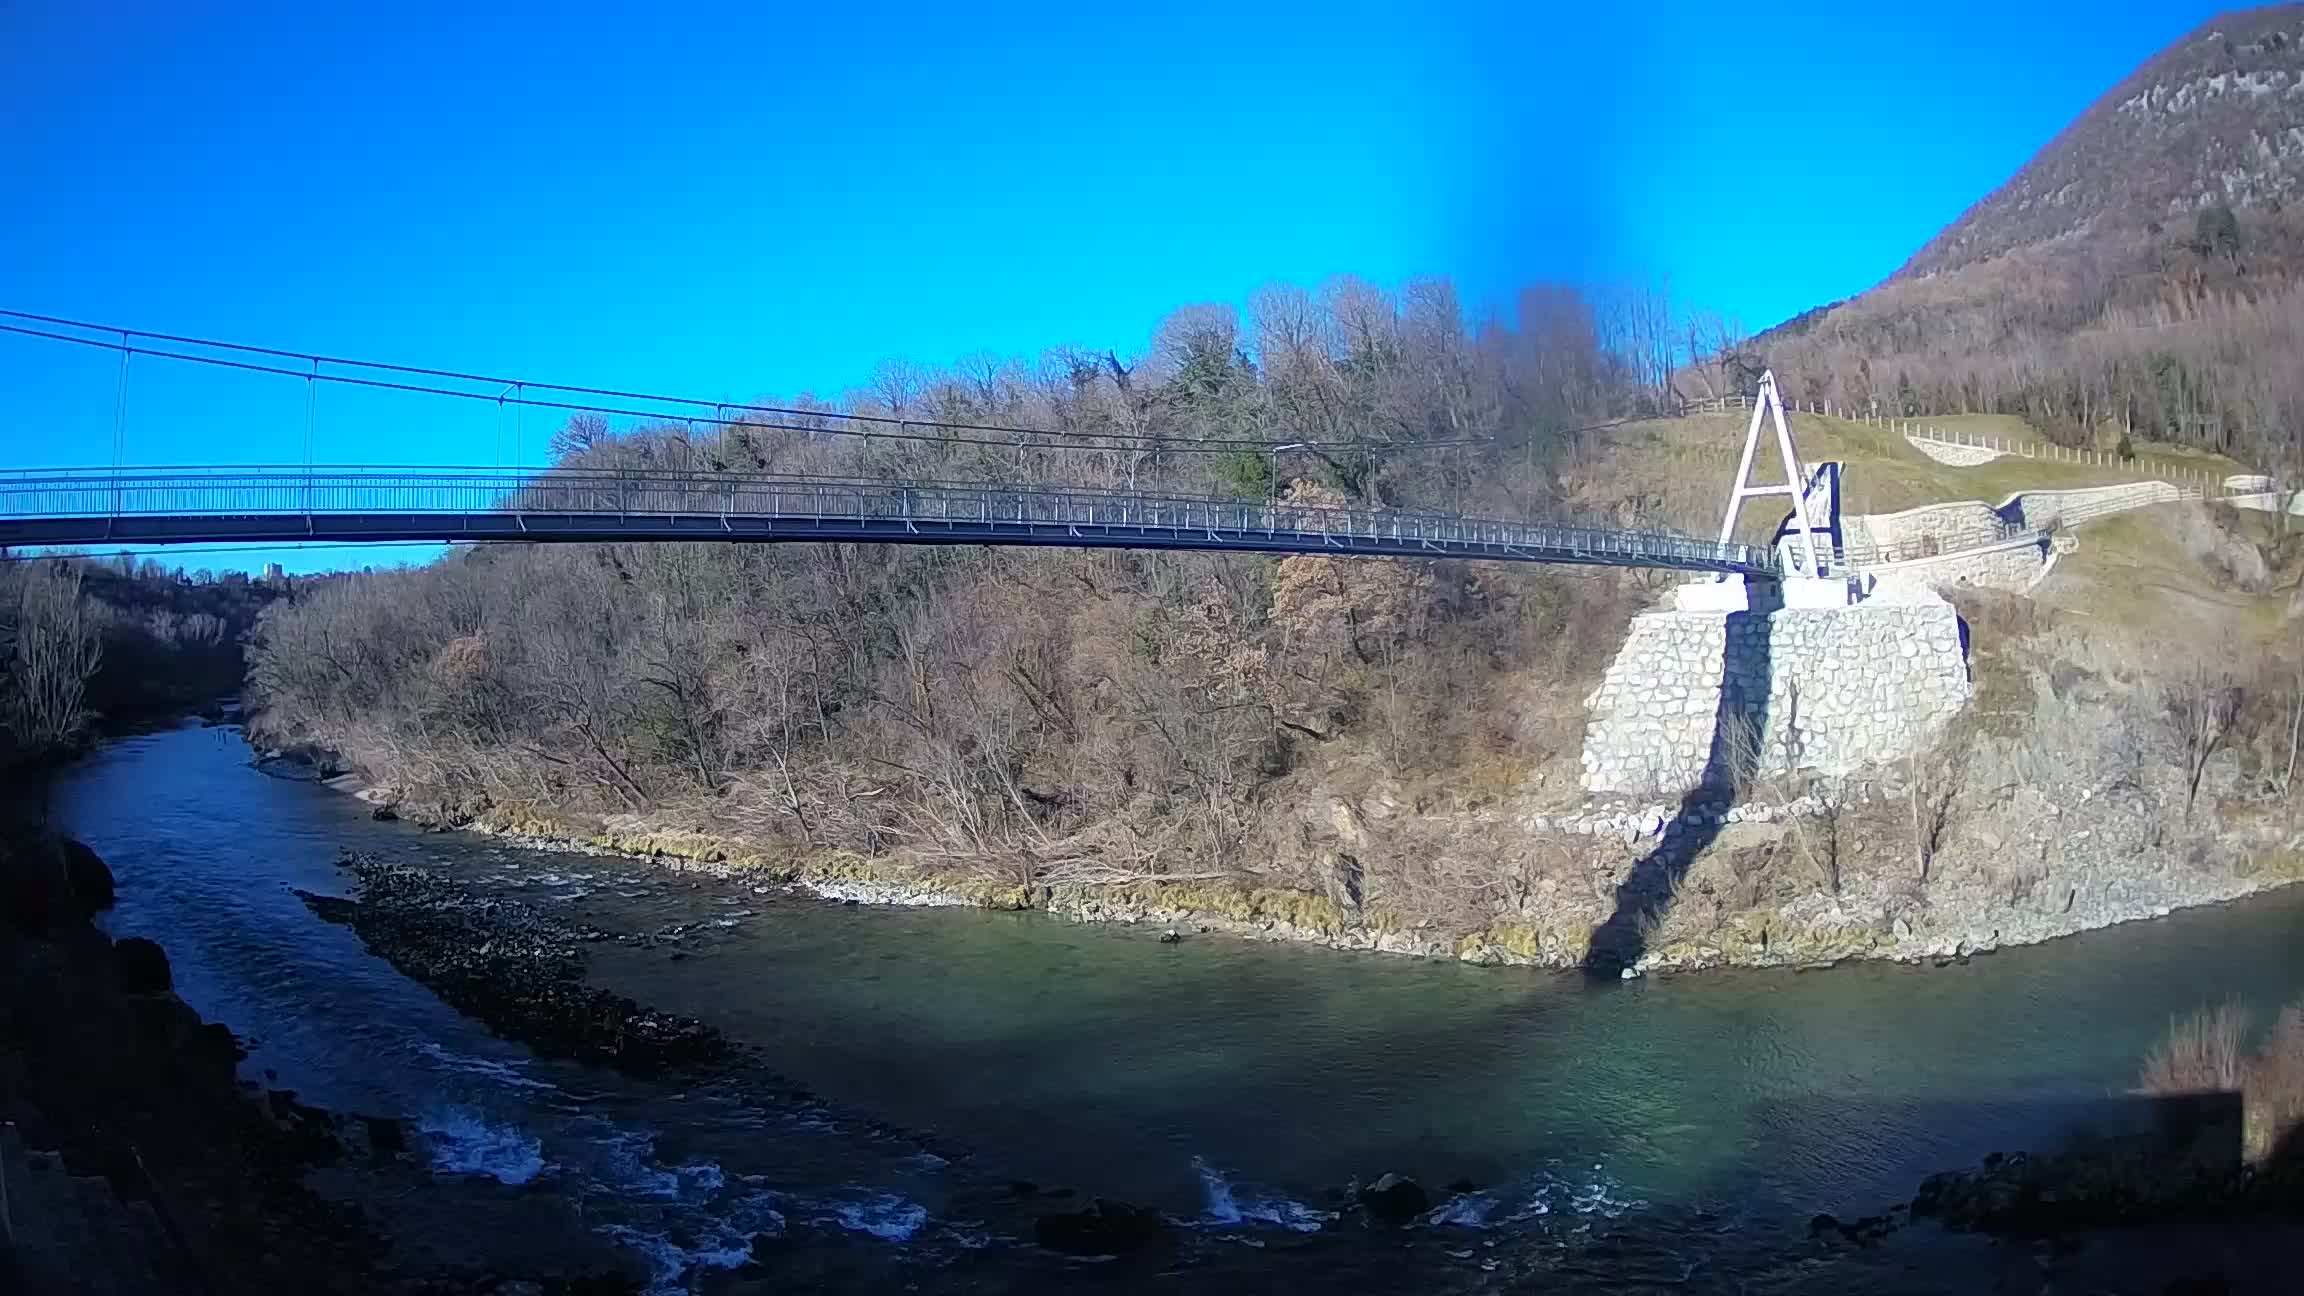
[1899,6,2304,281]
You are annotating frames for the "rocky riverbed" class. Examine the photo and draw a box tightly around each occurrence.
[298,854,732,1077]
[40,721,2304,1294]
[0,830,639,1294]
[341,772,2304,984]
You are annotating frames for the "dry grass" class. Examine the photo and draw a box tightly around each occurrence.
[2254,1007,2304,1130]
[2037,509,2285,655]
[2140,999,2253,1095]
[2141,997,2304,1161]
[1580,409,2230,546]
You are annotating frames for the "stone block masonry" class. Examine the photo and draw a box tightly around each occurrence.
[1907,436,2007,467]
[1865,533,2053,596]
[1579,590,1971,797]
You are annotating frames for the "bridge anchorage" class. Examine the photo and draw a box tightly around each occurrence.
[1678,369,1860,612]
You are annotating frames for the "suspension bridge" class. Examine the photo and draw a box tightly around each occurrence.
[0,312,1784,577]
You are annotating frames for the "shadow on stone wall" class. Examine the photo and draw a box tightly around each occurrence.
[1585,581,1781,977]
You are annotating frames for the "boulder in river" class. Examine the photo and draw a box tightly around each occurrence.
[61,838,115,913]
[115,935,174,993]
[1357,1172,1430,1226]
[1034,1198,1169,1255]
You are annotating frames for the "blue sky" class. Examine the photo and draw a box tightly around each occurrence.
[0,0,2238,570]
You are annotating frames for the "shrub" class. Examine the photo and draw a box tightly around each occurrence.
[2140,996,2304,1159]
[2139,998,2251,1095]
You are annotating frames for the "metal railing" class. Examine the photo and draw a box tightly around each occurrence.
[1817,521,2042,573]
[1819,530,2049,576]
[0,466,1781,576]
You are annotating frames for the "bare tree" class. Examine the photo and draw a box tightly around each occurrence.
[2139,999,2252,1094]
[550,411,612,463]
[2168,667,2244,816]
[5,562,104,750]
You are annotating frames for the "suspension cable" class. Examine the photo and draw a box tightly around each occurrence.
[0,309,1601,457]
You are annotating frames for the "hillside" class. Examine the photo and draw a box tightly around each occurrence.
[1901,6,2304,281]
[232,293,2304,974]
[1740,6,2304,476]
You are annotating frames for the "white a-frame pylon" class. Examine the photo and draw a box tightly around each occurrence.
[1716,370,1824,578]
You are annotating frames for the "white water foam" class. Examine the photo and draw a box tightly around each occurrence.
[1562,1168,1645,1220]
[598,1213,777,1296]
[595,1130,682,1198]
[417,1108,552,1185]
[677,1160,726,1193]
[415,1041,560,1093]
[587,1128,732,1204]
[1431,1164,1647,1229]
[1425,1192,1501,1227]
[825,1192,930,1242]
[1193,1158,1331,1232]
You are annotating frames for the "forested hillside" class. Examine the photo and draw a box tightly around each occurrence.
[1,555,275,766]
[245,280,1685,909]
[1742,6,2304,474]
[1901,6,2304,280]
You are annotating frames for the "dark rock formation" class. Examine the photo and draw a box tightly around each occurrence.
[1356,1172,1430,1226]
[115,936,173,993]
[1033,1198,1168,1255]
[300,855,730,1076]
[61,838,115,911]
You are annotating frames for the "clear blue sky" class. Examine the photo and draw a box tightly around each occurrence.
[0,0,2240,570]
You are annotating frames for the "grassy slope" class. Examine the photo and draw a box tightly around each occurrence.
[1581,411,2246,544]
[1575,407,2285,720]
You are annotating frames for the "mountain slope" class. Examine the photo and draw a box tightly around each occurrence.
[1735,6,2304,462]
[1899,5,2304,280]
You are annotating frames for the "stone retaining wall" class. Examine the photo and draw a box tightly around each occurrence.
[2008,481,2183,528]
[1853,500,2009,553]
[1866,534,2051,595]
[1580,592,1970,796]
[1906,436,2006,466]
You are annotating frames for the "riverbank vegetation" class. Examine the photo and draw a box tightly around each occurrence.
[228,276,2304,969]
[1,554,276,766]
[1914,993,2304,1234]
[245,278,1663,867]
[2141,998,2304,1162]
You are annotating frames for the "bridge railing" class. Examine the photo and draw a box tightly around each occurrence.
[0,466,1779,574]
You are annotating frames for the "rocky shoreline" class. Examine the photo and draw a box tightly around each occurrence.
[299,854,733,1078]
[0,830,642,1294]
[27,734,2303,1293]
[337,779,2304,980]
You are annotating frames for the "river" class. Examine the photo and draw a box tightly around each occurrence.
[46,720,2304,1292]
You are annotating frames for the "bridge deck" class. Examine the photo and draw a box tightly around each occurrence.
[0,468,1778,575]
